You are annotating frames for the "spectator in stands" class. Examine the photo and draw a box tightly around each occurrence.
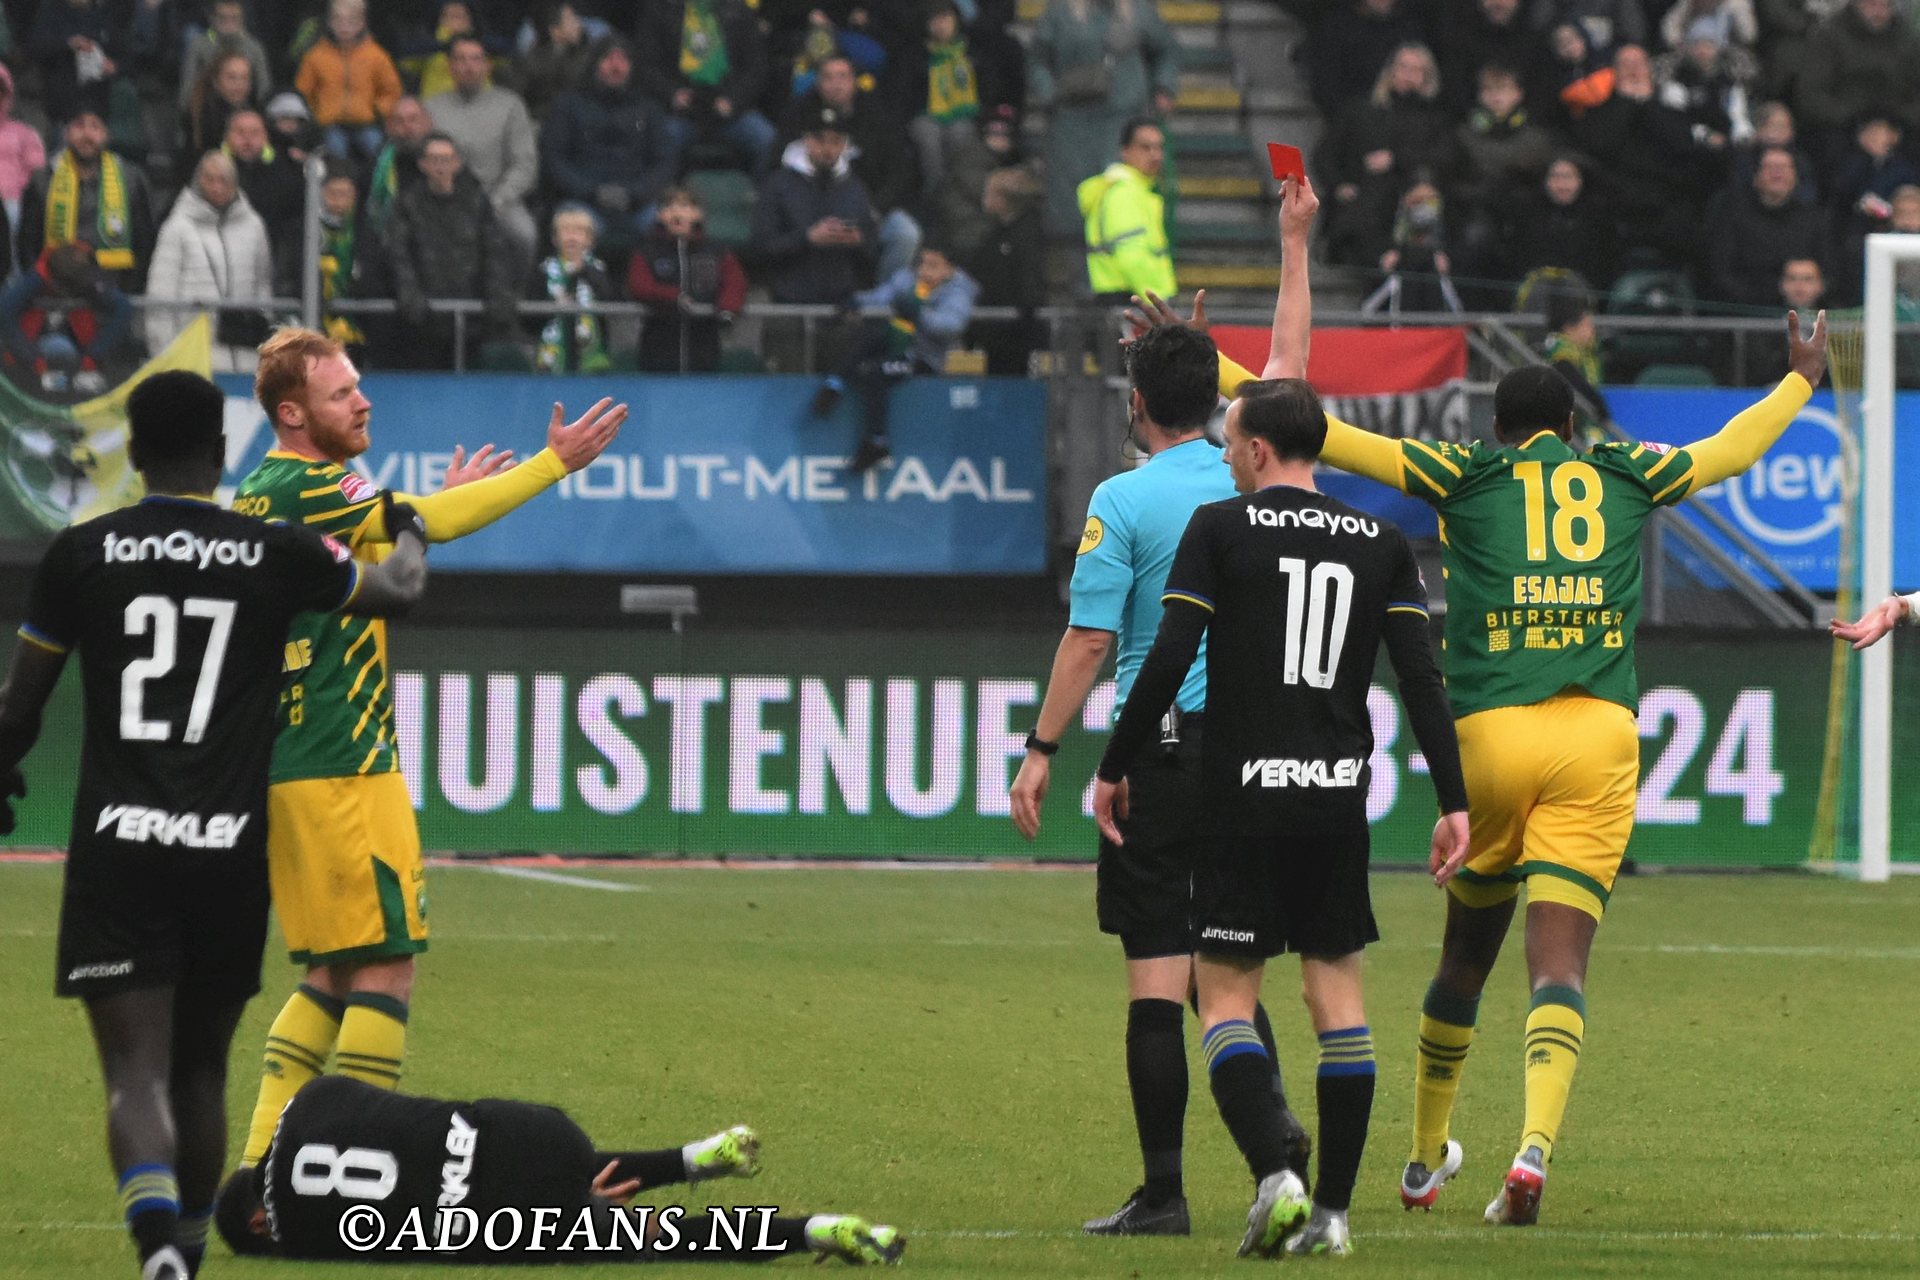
[399,1,492,102]
[317,163,380,355]
[224,109,302,293]
[1705,144,1828,304]
[19,107,156,292]
[179,0,269,118]
[1531,22,1607,131]
[541,33,681,253]
[1541,289,1608,421]
[1370,175,1463,312]
[780,52,922,284]
[1779,255,1827,309]
[750,104,878,305]
[764,2,895,94]
[810,242,979,474]
[1508,155,1618,288]
[31,0,125,131]
[519,1,595,118]
[1317,42,1456,268]
[629,187,749,373]
[1027,0,1179,238]
[297,0,404,164]
[265,92,323,166]
[1452,63,1556,274]
[386,132,519,368]
[1731,101,1820,204]
[182,47,260,159]
[1302,0,1425,119]
[898,2,985,195]
[1752,0,1843,104]
[1567,44,1722,263]
[0,241,131,395]
[1832,112,1919,228]
[1660,0,1759,50]
[1793,0,1920,171]
[427,33,538,261]
[145,150,274,373]
[964,164,1045,376]
[1440,0,1535,114]
[938,102,1030,261]
[638,0,777,177]
[1528,0,1646,60]
[529,203,619,373]
[366,95,433,234]
[1080,116,1173,302]
[0,63,45,261]
[1653,17,1756,148]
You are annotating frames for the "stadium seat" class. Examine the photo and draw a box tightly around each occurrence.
[683,169,757,249]
[1605,270,1703,377]
[1633,363,1718,387]
[716,347,767,374]
[475,341,533,372]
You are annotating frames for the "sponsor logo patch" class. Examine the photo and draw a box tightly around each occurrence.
[339,473,377,504]
[319,534,352,563]
[1078,516,1104,555]
[1199,926,1256,944]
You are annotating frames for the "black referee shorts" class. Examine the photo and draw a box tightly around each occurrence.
[1192,800,1378,962]
[55,842,270,1000]
[1097,717,1205,960]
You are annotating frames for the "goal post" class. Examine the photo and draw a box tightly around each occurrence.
[1857,233,1919,882]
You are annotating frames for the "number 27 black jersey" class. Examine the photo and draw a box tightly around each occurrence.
[18,496,359,859]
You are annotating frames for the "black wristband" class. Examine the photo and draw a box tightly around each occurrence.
[1024,730,1060,757]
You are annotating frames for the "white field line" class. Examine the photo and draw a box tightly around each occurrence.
[468,865,643,892]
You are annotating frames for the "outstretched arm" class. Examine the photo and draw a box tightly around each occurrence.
[360,398,627,544]
[1831,592,1920,650]
[1680,311,1826,493]
[1262,175,1319,379]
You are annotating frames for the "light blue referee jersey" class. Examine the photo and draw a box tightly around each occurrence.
[1069,437,1236,719]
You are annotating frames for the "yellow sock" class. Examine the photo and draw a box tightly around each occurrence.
[243,984,344,1164]
[1410,982,1478,1168]
[335,992,409,1089]
[1521,985,1587,1161]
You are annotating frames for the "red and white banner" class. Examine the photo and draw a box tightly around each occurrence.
[1212,326,1470,442]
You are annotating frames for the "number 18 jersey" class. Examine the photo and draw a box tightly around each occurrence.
[1393,430,1698,718]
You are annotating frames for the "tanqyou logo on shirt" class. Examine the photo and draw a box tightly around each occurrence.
[1245,506,1379,537]
[102,531,264,569]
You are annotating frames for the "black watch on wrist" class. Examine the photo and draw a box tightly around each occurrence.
[1024,730,1060,756]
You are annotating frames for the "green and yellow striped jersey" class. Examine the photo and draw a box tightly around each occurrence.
[234,451,397,783]
[1396,430,1698,719]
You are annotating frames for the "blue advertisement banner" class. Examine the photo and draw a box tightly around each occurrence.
[216,374,1048,575]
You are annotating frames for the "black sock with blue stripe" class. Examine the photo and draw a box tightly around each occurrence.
[1204,1020,1289,1181]
[1313,1026,1376,1211]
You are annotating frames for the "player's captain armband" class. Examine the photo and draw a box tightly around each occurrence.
[1078,516,1105,556]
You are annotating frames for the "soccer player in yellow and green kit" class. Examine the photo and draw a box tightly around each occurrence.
[231,328,626,1171]
[1205,299,1828,1224]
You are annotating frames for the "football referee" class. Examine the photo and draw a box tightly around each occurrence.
[1016,322,1297,1236]
[1007,184,1321,1238]
[1093,378,1470,1258]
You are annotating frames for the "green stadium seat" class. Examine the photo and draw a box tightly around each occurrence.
[1633,363,1718,387]
[716,347,767,374]
[683,169,757,248]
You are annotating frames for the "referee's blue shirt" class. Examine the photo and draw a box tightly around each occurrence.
[1069,436,1236,719]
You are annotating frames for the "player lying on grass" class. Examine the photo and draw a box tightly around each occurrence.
[0,371,430,1280]
[215,1076,904,1265]
[1137,278,1828,1225]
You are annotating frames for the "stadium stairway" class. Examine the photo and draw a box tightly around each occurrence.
[1015,0,1350,313]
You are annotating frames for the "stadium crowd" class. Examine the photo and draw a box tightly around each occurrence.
[0,0,1911,388]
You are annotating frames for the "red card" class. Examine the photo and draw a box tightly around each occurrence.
[1266,142,1305,184]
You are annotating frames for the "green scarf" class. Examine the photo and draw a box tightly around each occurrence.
[680,1,730,88]
[46,150,133,270]
[1545,331,1602,389]
[320,211,366,345]
[926,38,979,122]
[537,257,611,374]
[367,145,400,228]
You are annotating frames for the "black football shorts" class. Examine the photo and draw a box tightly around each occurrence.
[1191,801,1378,961]
[1097,724,1205,959]
[55,842,270,999]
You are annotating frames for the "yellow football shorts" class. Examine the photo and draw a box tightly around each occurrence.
[267,772,428,966]
[1447,691,1638,921]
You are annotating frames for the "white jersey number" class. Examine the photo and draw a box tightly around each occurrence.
[1278,558,1355,689]
[288,1144,401,1201]
[120,596,236,744]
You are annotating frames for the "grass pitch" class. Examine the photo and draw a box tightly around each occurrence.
[3,861,1918,1278]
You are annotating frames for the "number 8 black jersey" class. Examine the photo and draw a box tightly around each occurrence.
[18,496,359,860]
